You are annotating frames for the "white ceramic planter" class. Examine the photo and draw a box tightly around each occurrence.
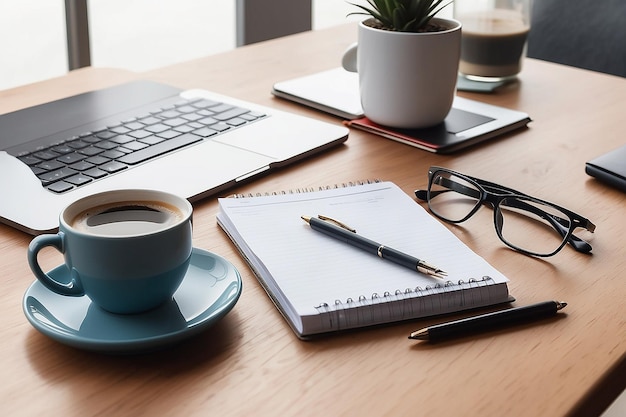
[343,18,461,129]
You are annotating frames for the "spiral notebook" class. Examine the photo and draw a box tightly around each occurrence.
[217,181,511,338]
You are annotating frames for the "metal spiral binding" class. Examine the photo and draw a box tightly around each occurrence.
[314,276,494,310]
[231,179,382,198]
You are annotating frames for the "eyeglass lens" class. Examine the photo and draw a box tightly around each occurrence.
[429,171,573,256]
[428,172,480,222]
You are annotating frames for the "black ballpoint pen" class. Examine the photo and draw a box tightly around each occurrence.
[409,300,567,342]
[301,214,447,278]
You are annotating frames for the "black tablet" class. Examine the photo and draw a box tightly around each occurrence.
[586,145,626,192]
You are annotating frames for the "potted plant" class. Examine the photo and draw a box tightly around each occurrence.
[342,0,461,129]
[349,0,452,32]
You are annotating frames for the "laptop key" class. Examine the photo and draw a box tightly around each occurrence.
[18,155,41,166]
[51,144,74,154]
[95,140,119,150]
[225,117,247,127]
[69,161,95,171]
[85,155,110,165]
[128,129,153,139]
[109,134,134,145]
[124,121,146,130]
[193,127,218,138]
[30,166,47,176]
[162,117,188,127]
[154,130,180,140]
[67,140,90,149]
[57,153,86,164]
[83,167,109,179]
[117,133,202,165]
[197,109,215,117]
[210,104,235,113]
[80,146,105,156]
[122,141,150,151]
[158,110,181,119]
[65,174,93,186]
[176,105,197,113]
[181,113,203,122]
[100,149,127,160]
[145,123,170,133]
[211,123,231,132]
[174,125,195,134]
[138,116,161,125]
[213,107,249,121]
[96,131,117,140]
[110,126,131,134]
[36,160,65,172]
[198,117,218,125]
[33,150,60,161]
[139,135,167,145]
[39,167,79,184]
[80,135,102,144]
[47,181,74,193]
[241,113,262,121]
[99,161,128,173]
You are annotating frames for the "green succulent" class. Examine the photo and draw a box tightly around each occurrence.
[348,0,452,32]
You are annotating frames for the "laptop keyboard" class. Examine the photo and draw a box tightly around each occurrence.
[16,98,266,193]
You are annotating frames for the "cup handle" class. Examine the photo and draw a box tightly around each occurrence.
[27,232,84,296]
[342,43,358,73]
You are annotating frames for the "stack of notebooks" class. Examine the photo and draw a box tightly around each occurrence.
[217,181,512,338]
[271,68,531,154]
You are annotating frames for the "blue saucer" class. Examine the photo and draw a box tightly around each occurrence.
[23,248,242,353]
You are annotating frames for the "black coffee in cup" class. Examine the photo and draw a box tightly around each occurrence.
[72,201,184,237]
[458,10,530,79]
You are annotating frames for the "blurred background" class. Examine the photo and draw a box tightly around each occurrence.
[0,0,370,91]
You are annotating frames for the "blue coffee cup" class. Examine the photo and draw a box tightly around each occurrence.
[27,189,193,314]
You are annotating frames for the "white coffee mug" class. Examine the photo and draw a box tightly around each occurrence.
[342,18,461,129]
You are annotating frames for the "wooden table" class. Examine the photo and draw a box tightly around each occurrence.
[1,24,624,417]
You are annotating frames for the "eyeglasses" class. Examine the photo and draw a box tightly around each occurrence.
[415,167,596,257]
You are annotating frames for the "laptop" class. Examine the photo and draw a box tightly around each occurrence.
[0,80,349,235]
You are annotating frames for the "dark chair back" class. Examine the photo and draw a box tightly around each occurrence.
[526,0,626,77]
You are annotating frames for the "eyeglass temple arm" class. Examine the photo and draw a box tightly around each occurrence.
[416,179,593,253]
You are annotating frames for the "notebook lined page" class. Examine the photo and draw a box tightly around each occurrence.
[217,182,508,322]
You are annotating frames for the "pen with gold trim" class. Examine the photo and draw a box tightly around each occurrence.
[301,215,446,278]
[409,300,568,342]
